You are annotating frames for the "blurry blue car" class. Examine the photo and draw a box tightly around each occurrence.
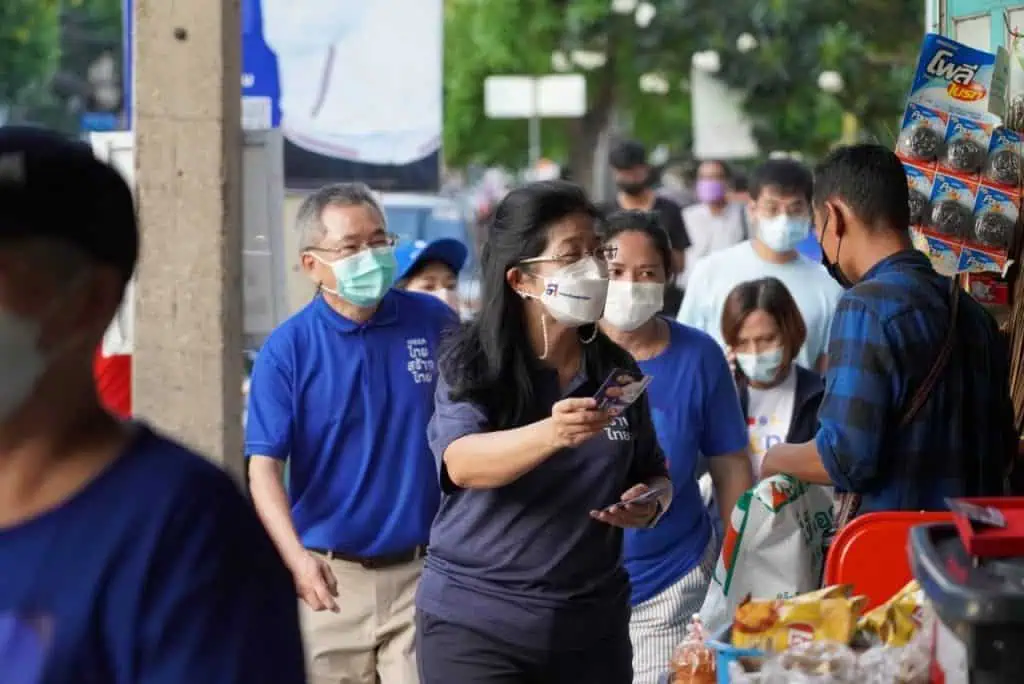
[379,193,480,317]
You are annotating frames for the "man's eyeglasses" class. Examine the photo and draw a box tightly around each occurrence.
[306,233,398,260]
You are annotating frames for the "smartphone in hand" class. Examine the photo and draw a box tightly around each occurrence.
[603,486,669,513]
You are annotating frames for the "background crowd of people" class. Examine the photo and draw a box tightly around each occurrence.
[0,127,1017,684]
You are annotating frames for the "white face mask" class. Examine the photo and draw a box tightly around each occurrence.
[602,281,664,331]
[429,288,460,311]
[736,347,784,384]
[524,256,609,326]
[757,215,811,252]
[0,309,47,423]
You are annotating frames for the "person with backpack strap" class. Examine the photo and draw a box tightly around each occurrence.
[760,145,1015,521]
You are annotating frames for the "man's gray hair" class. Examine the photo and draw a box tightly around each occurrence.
[295,182,387,251]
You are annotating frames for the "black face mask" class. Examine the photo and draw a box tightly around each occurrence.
[616,181,647,196]
[819,216,854,289]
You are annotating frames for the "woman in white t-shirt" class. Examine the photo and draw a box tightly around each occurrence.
[721,277,824,478]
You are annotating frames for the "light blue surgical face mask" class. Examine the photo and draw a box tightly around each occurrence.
[757,215,811,253]
[314,247,396,307]
[735,347,785,384]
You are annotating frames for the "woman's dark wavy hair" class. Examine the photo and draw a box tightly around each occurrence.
[440,180,639,429]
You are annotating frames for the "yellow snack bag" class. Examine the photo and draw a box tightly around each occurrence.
[732,597,860,651]
[850,595,870,616]
[855,580,926,647]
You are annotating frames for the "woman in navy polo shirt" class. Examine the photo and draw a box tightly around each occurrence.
[417,181,671,683]
[598,211,753,683]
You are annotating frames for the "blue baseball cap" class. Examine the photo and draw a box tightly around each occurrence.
[394,238,468,281]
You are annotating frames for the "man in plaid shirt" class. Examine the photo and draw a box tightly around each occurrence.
[761,144,1015,513]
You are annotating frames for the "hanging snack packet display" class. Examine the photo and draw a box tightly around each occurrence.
[898,33,1020,278]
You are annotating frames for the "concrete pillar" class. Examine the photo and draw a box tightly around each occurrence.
[132,0,245,481]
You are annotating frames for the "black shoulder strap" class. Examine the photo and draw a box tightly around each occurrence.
[834,277,961,530]
[898,277,961,427]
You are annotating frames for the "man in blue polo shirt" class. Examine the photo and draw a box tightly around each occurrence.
[247,182,456,684]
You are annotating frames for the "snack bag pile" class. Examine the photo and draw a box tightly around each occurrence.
[709,582,931,683]
[731,586,865,652]
[854,581,928,648]
[897,33,1019,283]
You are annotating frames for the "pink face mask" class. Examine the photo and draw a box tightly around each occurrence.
[695,179,726,203]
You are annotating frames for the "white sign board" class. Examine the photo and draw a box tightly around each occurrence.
[954,14,991,51]
[690,68,759,160]
[89,130,289,350]
[484,74,587,118]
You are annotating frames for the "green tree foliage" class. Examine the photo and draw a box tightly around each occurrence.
[19,0,124,131]
[445,0,694,176]
[0,0,61,109]
[444,0,922,170]
[707,0,920,154]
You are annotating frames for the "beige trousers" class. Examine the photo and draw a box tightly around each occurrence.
[300,555,422,684]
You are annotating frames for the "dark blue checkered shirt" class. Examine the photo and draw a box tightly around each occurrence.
[815,250,1015,512]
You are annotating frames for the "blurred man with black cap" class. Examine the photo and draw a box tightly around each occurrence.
[608,139,690,316]
[0,127,305,682]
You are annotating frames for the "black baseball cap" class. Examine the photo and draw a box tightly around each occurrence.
[0,126,138,283]
[608,140,647,170]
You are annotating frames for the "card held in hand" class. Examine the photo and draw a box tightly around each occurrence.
[593,368,653,414]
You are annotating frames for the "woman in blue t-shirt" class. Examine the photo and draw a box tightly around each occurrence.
[598,210,753,683]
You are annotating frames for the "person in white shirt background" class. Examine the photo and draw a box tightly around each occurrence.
[719,277,825,477]
[260,0,441,166]
[677,160,748,291]
[677,158,842,373]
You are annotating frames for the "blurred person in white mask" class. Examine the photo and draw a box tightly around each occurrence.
[678,158,842,373]
[260,0,441,166]
[677,160,748,291]
[598,210,752,683]
[393,238,467,312]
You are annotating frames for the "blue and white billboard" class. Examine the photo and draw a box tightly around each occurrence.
[123,0,442,191]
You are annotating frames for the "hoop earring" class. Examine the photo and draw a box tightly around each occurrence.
[579,324,597,344]
[538,313,551,360]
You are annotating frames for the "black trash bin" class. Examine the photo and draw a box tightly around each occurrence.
[909,523,1024,683]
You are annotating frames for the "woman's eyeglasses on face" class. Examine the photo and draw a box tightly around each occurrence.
[519,246,617,267]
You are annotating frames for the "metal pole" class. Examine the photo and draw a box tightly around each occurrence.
[528,114,541,168]
[925,0,935,34]
[528,78,541,168]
